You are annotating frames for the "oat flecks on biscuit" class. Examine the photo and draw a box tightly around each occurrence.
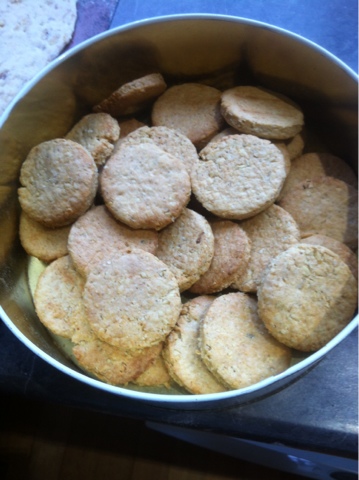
[156,208,215,292]
[189,220,251,294]
[163,295,226,394]
[221,86,304,140]
[100,142,191,230]
[73,338,163,386]
[278,152,358,200]
[18,139,98,228]
[83,250,182,351]
[34,255,86,340]
[121,125,199,174]
[232,204,300,293]
[19,211,70,263]
[133,347,172,388]
[200,292,291,390]
[65,113,120,166]
[191,134,287,220]
[152,83,225,148]
[301,234,358,280]
[93,73,167,117]
[278,175,358,249]
[258,244,358,352]
[68,205,158,277]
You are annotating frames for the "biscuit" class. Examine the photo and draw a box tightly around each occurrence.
[113,118,147,153]
[83,250,181,351]
[278,176,358,249]
[68,205,158,277]
[232,205,300,293]
[301,234,358,280]
[152,83,225,148]
[100,142,191,230]
[19,211,70,263]
[257,244,358,351]
[162,296,226,394]
[120,125,199,174]
[191,134,287,219]
[18,139,98,227]
[133,348,172,388]
[279,132,305,160]
[34,255,86,340]
[73,336,163,386]
[278,152,358,200]
[220,86,304,140]
[200,292,291,390]
[65,112,120,166]
[93,73,167,117]
[155,208,214,292]
[189,220,251,294]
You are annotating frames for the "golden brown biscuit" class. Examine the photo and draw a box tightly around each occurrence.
[152,83,225,148]
[19,211,70,263]
[100,142,191,230]
[200,292,291,389]
[191,134,287,219]
[189,220,251,294]
[258,244,358,351]
[278,176,358,249]
[65,112,120,166]
[301,234,358,280]
[93,73,167,117]
[120,125,199,174]
[162,296,226,394]
[220,86,304,140]
[232,205,300,293]
[18,139,98,227]
[278,152,358,200]
[34,255,86,339]
[83,250,181,351]
[68,205,158,277]
[73,336,163,386]
[132,348,172,388]
[156,208,214,292]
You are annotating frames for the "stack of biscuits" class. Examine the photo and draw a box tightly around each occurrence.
[18,73,358,394]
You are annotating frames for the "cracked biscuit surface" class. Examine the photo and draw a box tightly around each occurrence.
[18,139,98,228]
[101,142,191,230]
[200,292,291,390]
[191,134,287,219]
[257,244,358,351]
[83,250,182,351]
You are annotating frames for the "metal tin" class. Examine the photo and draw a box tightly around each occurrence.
[0,15,357,408]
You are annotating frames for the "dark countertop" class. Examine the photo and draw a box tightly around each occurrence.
[0,0,358,462]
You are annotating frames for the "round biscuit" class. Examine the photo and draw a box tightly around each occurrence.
[301,234,358,280]
[200,292,291,390]
[191,134,287,219]
[65,112,120,166]
[232,205,300,293]
[18,139,98,227]
[19,211,70,263]
[220,86,304,140]
[83,250,181,351]
[156,208,214,292]
[93,73,167,117]
[100,142,191,230]
[73,338,163,386]
[278,176,358,249]
[278,152,358,200]
[68,205,158,277]
[151,83,225,148]
[162,296,226,394]
[257,244,358,351]
[120,125,199,174]
[34,255,86,340]
[189,220,251,294]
